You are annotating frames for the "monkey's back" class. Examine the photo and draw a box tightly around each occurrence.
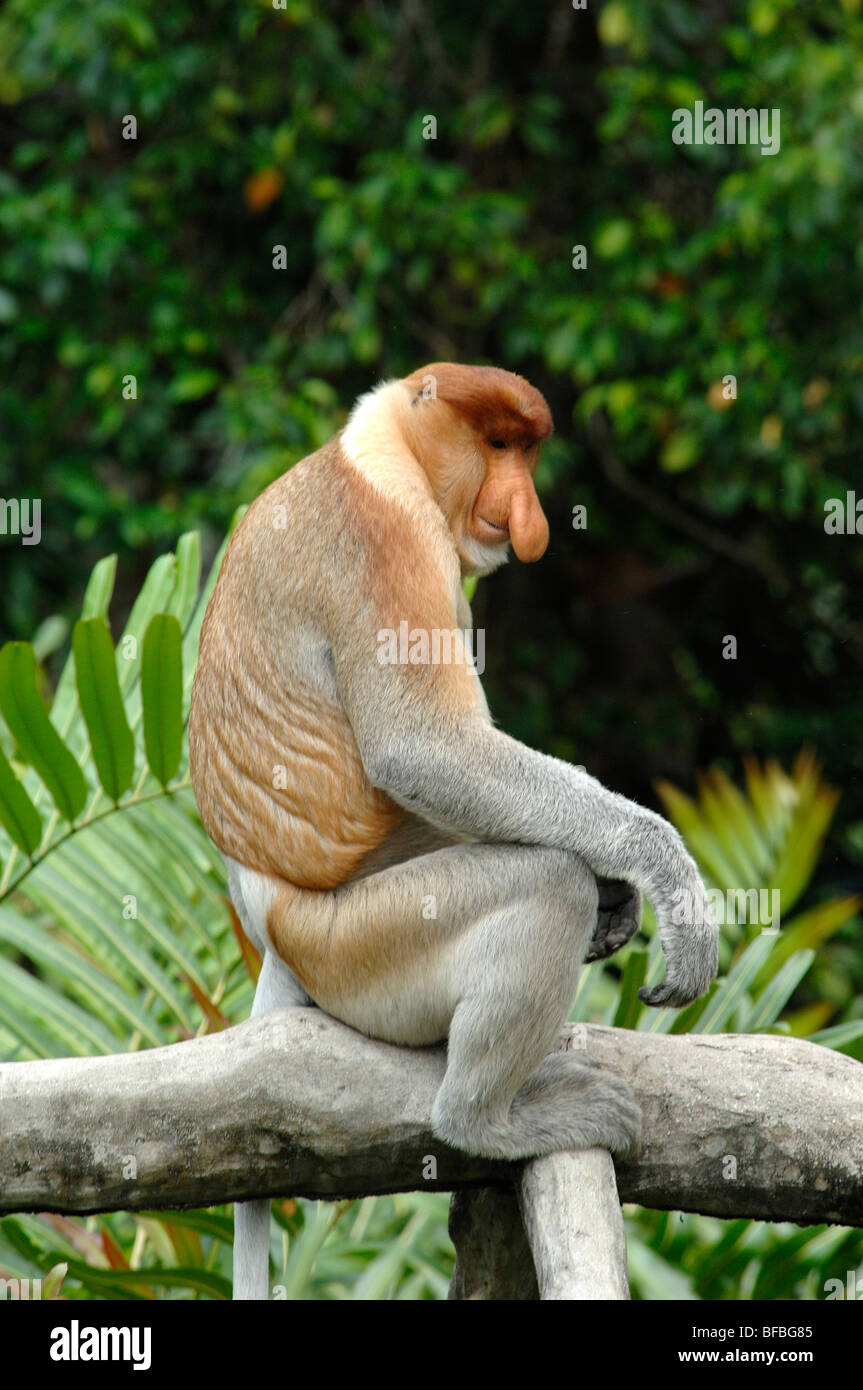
[188,441,404,890]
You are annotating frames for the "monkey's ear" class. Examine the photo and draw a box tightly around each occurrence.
[405,363,553,443]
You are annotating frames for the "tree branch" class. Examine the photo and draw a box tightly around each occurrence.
[1,1012,861,1227]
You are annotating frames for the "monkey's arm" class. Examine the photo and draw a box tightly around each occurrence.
[372,700,713,1006]
[328,564,716,1008]
[374,713,714,1005]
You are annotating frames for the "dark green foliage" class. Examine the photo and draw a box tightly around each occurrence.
[2,0,860,901]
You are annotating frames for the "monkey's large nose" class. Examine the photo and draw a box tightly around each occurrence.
[509,486,549,562]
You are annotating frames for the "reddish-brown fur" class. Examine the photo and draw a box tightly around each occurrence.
[190,442,406,892]
[403,362,553,444]
[189,364,554,992]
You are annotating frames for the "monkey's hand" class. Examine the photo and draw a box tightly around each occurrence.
[636,830,719,1008]
[584,877,642,963]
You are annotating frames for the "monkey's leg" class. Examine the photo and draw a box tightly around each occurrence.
[233,952,317,1302]
[428,848,641,1161]
[232,952,316,1301]
[226,856,314,1301]
[264,841,641,1163]
[227,854,314,1009]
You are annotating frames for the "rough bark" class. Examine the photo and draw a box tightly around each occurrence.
[517,1148,630,1299]
[1,1010,860,1229]
[448,1187,539,1300]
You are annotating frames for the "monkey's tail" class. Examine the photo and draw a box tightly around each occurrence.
[233,1198,271,1301]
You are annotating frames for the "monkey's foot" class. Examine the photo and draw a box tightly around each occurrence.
[584,878,642,963]
[511,1053,642,1158]
[433,1054,642,1161]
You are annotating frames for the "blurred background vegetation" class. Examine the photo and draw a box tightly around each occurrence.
[0,0,861,1300]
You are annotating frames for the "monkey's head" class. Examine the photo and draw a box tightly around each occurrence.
[402,363,553,576]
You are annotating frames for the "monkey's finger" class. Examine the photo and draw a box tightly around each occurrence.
[584,886,642,962]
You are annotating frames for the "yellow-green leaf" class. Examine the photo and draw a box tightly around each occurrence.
[753,895,862,987]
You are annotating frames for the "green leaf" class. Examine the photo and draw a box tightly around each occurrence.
[58,1257,231,1300]
[595,218,633,258]
[0,1215,52,1265]
[691,934,776,1033]
[743,757,796,852]
[660,430,700,473]
[141,616,183,786]
[810,1021,863,1055]
[0,1000,58,1059]
[118,554,179,696]
[0,908,164,1046]
[72,818,212,992]
[0,743,42,855]
[26,859,196,1032]
[79,554,119,621]
[73,619,135,801]
[771,782,840,913]
[48,555,119,756]
[138,1209,234,1243]
[700,770,773,876]
[167,369,222,402]
[628,1239,698,1299]
[0,643,88,822]
[740,951,815,1032]
[41,1263,69,1299]
[753,895,861,988]
[668,991,711,1034]
[613,950,647,1028]
[0,955,118,1055]
[168,532,202,629]
[694,771,765,887]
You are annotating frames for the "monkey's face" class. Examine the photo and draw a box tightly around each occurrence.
[400,363,553,576]
[467,439,549,565]
[418,422,550,577]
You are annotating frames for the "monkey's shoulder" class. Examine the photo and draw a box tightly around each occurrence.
[230,434,457,589]
[234,437,350,539]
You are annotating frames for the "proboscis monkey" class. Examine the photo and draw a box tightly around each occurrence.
[188,363,719,1299]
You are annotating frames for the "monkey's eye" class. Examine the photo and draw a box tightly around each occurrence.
[489,439,508,450]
